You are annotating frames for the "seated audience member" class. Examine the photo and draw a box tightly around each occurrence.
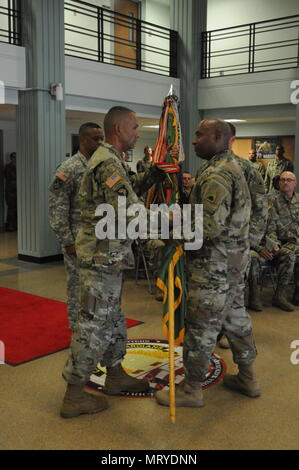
[264,145,294,193]
[248,171,299,312]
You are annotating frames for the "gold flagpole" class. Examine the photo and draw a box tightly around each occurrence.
[168,258,176,424]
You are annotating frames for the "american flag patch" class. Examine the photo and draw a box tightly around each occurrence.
[55,171,69,182]
[105,173,122,189]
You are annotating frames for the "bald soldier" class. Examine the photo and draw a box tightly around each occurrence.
[60,106,167,419]
[49,123,104,330]
[264,145,294,193]
[155,119,260,408]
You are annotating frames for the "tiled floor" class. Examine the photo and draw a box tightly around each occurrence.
[0,232,298,450]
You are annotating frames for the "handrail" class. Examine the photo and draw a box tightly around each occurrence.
[201,14,299,78]
[0,0,177,77]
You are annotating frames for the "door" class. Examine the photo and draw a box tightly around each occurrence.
[114,0,139,69]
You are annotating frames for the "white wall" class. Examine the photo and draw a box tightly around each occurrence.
[207,0,299,30]
[0,43,26,92]
[65,0,114,64]
[141,0,171,75]
[206,0,299,78]
[233,121,296,137]
[198,68,297,109]
[65,56,180,107]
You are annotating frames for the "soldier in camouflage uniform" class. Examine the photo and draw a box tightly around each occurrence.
[264,145,294,193]
[49,123,104,331]
[248,149,266,179]
[196,124,268,318]
[249,172,299,312]
[61,107,167,418]
[155,119,260,408]
[136,145,153,173]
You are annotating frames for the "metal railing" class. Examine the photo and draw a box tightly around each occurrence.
[201,15,299,78]
[0,0,21,45]
[64,0,178,77]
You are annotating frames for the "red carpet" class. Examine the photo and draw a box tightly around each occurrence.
[0,287,142,366]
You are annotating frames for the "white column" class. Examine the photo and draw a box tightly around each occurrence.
[17,0,65,261]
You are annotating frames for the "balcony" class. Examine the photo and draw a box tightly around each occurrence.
[0,0,177,78]
[201,15,299,78]
[0,0,21,45]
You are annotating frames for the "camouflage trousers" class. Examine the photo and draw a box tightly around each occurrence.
[62,266,126,385]
[183,259,257,384]
[63,251,80,331]
[248,244,299,287]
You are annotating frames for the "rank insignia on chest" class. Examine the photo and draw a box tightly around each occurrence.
[105,173,122,189]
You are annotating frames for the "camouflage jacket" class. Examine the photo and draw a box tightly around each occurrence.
[76,143,164,270]
[264,157,294,193]
[190,151,251,276]
[48,151,88,247]
[266,192,299,249]
[251,160,266,179]
[196,153,267,249]
[136,157,152,174]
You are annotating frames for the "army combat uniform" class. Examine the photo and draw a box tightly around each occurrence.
[62,143,164,385]
[267,192,299,306]
[183,151,257,384]
[136,156,152,174]
[264,157,294,193]
[49,151,88,330]
[251,160,266,179]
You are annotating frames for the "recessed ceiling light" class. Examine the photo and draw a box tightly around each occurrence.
[224,119,247,123]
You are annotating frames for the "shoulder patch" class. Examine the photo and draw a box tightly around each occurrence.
[105,173,122,189]
[55,171,69,182]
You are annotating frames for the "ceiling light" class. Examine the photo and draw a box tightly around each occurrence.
[143,125,159,129]
[224,119,247,123]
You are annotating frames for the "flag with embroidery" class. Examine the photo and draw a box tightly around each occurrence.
[151,87,186,345]
[156,245,186,346]
[145,87,185,208]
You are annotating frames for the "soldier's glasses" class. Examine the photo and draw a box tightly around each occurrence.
[280,178,296,183]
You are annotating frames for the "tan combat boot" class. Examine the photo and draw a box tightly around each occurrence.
[60,383,108,418]
[292,287,299,307]
[155,381,204,408]
[272,286,294,312]
[248,282,263,312]
[223,364,261,398]
[103,363,150,395]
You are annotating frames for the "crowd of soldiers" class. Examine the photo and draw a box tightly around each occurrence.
[48,108,298,418]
